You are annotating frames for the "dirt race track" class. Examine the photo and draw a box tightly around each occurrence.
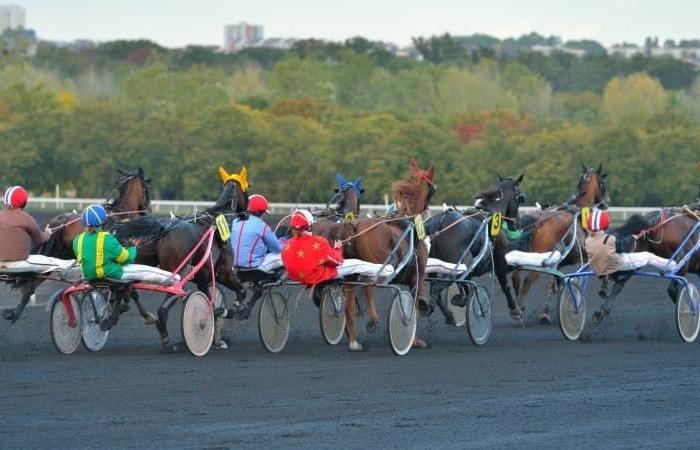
[2,274,700,449]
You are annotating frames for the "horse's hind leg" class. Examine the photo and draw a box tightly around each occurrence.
[540,276,560,324]
[364,286,379,333]
[593,276,629,324]
[2,280,39,323]
[130,290,156,325]
[344,288,363,351]
[156,295,179,353]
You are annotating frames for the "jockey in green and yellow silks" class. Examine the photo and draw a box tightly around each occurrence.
[73,204,136,280]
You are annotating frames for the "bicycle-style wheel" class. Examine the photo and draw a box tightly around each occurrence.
[258,290,290,353]
[676,283,700,343]
[181,291,214,357]
[388,290,417,356]
[558,281,586,341]
[50,290,82,355]
[81,290,110,352]
[319,285,346,345]
[466,285,492,346]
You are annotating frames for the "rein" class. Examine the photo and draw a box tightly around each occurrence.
[339,216,412,246]
[47,209,150,233]
[429,212,481,239]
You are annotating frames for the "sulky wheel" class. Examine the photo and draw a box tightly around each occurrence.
[181,291,214,357]
[81,290,110,352]
[387,290,417,356]
[675,283,700,343]
[557,281,586,341]
[319,285,346,346]
[466,285,492,346]
[50,289,82,355]
[258,290,290,353]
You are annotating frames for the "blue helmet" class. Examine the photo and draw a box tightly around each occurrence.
[82,204,108,227]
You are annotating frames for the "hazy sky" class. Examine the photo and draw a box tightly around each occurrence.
[14,0,700,48]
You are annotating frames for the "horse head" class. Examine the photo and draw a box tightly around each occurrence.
[107,166,152,216]
[574,163,608,207]
[210,166,249,215]
[392,159,436,215]
[475,174,525,224]
[330,174,363,221]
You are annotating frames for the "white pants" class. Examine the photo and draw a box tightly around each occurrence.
[0,255,76,274]
[120,264,181,285]
[337,258,394,278]
[618,252,676,272]
[258,253,284,273]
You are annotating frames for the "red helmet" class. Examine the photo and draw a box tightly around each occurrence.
[587,209,610,232]
[3,186,28,209]
[247,194,270,213]
[289,209,314,230]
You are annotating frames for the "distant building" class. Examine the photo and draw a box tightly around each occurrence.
[531,44,585,57]
[261,37,297,50]
[607,44,643,58]
[0,4,25,32]
[224,22,264,52]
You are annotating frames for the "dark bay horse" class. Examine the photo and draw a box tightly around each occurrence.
[511,164,608,321]
[112,166,248,351]
[341,159,434,351]
[593,210,700,323]
[2,167,152,323]
[426,175,526,323]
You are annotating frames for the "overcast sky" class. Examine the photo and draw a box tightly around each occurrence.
[14,0,700,48]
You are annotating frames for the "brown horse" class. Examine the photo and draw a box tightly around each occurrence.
[511,164,608,322]
[595,210,700,323]
[112,166,248,351]
[2,167,152,323]
[341,159,434,351]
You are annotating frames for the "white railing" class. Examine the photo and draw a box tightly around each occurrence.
[26,197,662,221]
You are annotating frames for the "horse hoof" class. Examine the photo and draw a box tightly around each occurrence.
[365,321,378,333]
[99,318,114,331]
[160,342,176,354]
[540,313,551,325]
[418,299,434,317]
[593,310,606,325]
[510,307,523,321]
[348,341,364,352]
[143,313,157,325]
[412,338,430,349]
[444,315,456,326]
[2,309,16,322]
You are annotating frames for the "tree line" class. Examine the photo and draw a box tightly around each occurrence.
[0,35,699,206]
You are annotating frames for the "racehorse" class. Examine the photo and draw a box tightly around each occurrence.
[425,175,527,324]
[113,166,248,352]
[341,159,434,351]
[511,164,608,322]
[1,167,152,323]
[594,209,700,323]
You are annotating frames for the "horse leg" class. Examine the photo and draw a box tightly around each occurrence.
[344,288,362,351]
[100,287,130,331]
[593,275,629,324]
[364,286,379,332]
[540,276,559,325]
[2,280,40,323]
[156,295,179,353]
[130,290,156,325]
[495,254,521,320]
[431,281,455,325]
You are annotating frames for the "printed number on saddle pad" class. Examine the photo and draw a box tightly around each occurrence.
[414,214,426,240]
[580,207,590,230]
[489,213,502,237]
[215,214,231,241]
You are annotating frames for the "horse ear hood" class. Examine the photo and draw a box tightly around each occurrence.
[336,174,347,188]
[354,177,363,192]
[218,166,230,185]
[137,166,144,177]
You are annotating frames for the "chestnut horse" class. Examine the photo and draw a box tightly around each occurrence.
[341,159,434,351]
[426,175,527,323]
[511,164,608,321]
[2,167,152,323]
[594,210,700,323]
